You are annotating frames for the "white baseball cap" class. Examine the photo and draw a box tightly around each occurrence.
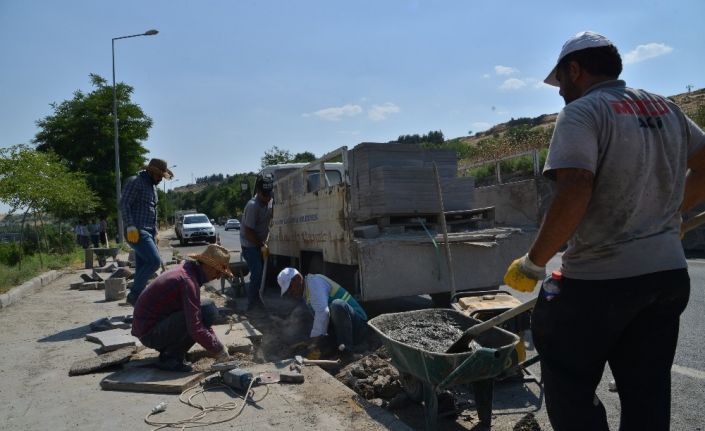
[277,267,301,296]
[544,31,615,87]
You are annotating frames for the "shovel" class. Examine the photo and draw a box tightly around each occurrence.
[446,297,538,354]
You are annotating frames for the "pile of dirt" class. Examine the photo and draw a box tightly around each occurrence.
[335,351,409,409]
[513,413,542,431]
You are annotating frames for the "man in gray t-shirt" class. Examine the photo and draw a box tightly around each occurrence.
[240,175,273,310]
[502,31,705,431]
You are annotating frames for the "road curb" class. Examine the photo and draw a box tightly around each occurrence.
[0,269,63,310]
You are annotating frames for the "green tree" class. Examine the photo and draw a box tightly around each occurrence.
[291,151,316,163]
[33,74,152,220]
[0,145,98,266]
[261,146,292,168]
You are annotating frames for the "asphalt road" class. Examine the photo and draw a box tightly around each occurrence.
[165,229,705,429]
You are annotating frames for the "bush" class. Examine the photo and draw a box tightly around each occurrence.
[0,243,21,266]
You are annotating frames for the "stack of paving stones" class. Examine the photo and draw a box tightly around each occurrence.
[70,264,134,291]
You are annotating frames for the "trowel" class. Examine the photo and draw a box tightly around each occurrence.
[445,297,537,354]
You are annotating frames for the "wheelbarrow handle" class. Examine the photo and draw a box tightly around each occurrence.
[683,210,705,235]
[446,297,537,354]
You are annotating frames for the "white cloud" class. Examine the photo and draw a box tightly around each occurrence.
[624,43,673,64]
[305,104,363,121]
[368,103,400,121]
[499,78,526,90]
[482,73,491,79]
[495,65,518,75]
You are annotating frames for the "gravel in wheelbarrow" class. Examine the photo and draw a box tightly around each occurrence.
[368,308,520,430]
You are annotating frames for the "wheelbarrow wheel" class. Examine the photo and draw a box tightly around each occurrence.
[400,373,424,403]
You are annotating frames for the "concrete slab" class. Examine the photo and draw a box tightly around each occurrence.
[188,324,253,358]
[200,361,413,430]
[79,281,101,291]
[69,346,135,376]
[227,320,263,342]
[85,328,139,352]
[100,368,204,394]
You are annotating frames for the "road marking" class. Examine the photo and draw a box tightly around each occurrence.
[672,364,705,380]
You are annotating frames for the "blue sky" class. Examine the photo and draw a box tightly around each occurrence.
[1,0,704,213]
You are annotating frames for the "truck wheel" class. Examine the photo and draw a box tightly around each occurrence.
[180,238,186,246]
[430,292,451,308]
[209,237,216,244]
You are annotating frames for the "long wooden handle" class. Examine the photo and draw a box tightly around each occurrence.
[464,297,538,338]
[303,359,341,366]
[683,210,705,234]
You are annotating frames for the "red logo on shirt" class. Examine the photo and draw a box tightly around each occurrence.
[610,98,670,129]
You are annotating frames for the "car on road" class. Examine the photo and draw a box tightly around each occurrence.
[224,219,241,230]
[179,213,216,245]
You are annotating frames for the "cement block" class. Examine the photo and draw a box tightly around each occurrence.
[86,328,138,352]
[100,368,204,394]
[70,282,84,290]
[78,282,100,291]
[188,323,254,358]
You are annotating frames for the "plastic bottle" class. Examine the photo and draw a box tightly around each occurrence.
[542,270,562,301]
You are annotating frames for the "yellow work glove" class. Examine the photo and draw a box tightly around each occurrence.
[261,244,269,259]
[126,226,139,244]
[503,254,545,293]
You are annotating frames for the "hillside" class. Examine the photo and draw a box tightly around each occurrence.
[452,86,705,165]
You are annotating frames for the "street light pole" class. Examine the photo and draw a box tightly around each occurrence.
[112,29,158,243]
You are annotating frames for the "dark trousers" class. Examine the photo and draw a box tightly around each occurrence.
[139,300,218,359]
[242,246,263,304]
[532,268,690,431]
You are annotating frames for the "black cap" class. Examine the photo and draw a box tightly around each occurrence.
[255,175,274,195]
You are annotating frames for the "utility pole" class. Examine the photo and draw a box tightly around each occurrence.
[686,84,694,93]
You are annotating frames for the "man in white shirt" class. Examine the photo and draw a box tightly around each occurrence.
[277,267,368,360]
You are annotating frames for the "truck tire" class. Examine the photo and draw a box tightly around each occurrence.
[180,238,187,246]
[209,237,216,244]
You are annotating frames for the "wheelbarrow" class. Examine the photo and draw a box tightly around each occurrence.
[220,259,249,296]
[368,308,519,430]
[85,247,120,269]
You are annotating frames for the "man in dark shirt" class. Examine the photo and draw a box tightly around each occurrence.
[132,244,232,372]
[120,158,174,305]
[240,175,273,310]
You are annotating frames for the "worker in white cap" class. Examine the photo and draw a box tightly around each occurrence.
[503,31,705,430]
[277,267,368,361]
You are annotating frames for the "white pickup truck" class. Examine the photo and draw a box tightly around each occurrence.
[178,213,216,246]
[266,143,536,304]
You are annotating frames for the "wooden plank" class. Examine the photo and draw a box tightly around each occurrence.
[100,368,204,394]
[68,346,135,376]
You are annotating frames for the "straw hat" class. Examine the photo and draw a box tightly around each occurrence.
[188,244,233,278]
[144,158,174,180]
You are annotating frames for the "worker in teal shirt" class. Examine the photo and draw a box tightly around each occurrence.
[277,267,367,361]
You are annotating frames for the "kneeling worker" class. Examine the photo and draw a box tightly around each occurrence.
[132,244,232,372]
[277,267,368,360]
